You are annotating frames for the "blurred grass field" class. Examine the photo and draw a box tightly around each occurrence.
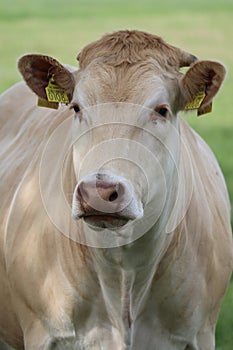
[0,0,232,349]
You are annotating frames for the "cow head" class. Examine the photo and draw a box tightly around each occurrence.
[18,30,226,243]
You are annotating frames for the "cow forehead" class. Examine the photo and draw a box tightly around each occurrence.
[73,61,179,106]
[77,30,183,70]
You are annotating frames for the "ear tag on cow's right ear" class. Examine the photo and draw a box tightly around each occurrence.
[37,98,59,110]
[45,77,69,104]
[184,90,206,111]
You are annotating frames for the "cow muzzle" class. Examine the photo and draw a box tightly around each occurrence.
[72,173,143,229]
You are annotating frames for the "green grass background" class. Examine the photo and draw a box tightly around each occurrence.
[0,0,232,348]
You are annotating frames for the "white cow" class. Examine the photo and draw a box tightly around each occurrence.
[0,30,232,350]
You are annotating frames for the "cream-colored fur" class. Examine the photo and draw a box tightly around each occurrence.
[0,31,232,349]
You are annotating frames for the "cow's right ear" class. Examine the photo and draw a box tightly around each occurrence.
[18,54,75,103]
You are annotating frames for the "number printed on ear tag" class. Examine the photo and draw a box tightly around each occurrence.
[45,77,69,104]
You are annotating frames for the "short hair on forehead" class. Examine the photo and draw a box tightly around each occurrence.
[77,30,196,70]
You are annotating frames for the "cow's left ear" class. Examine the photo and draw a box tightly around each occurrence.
[179,60,226,116]
[18,54,75,103]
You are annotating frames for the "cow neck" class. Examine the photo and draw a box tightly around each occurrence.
[87,225,174,343]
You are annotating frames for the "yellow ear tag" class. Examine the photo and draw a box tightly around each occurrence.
[37,98,59,110]
[184,90,206,111]
[45,77,69,104]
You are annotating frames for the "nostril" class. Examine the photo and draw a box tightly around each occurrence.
[108,191,119,202]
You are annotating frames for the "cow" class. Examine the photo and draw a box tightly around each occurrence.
[0,30,232,350]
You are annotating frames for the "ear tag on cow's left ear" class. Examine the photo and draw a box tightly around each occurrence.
[184,90,206,111]
[45,77,69,104]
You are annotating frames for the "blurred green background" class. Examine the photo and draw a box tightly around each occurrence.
[0,0,232,349]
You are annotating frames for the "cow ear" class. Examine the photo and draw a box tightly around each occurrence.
[179,60,226,116]
[18,54,75,103]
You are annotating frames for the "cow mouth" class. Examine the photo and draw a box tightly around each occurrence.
[79,212,130,229]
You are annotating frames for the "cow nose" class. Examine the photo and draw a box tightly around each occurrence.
[77,180,123,203]
[76,174,127,214]
[73,173,144,224]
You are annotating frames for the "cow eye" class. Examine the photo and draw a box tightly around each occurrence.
[155,105,168,118]
[70,103,82,120]
[72,104,80,113]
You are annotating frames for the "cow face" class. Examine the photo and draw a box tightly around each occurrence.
[18,31,226,240]
[70,64,180,232]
